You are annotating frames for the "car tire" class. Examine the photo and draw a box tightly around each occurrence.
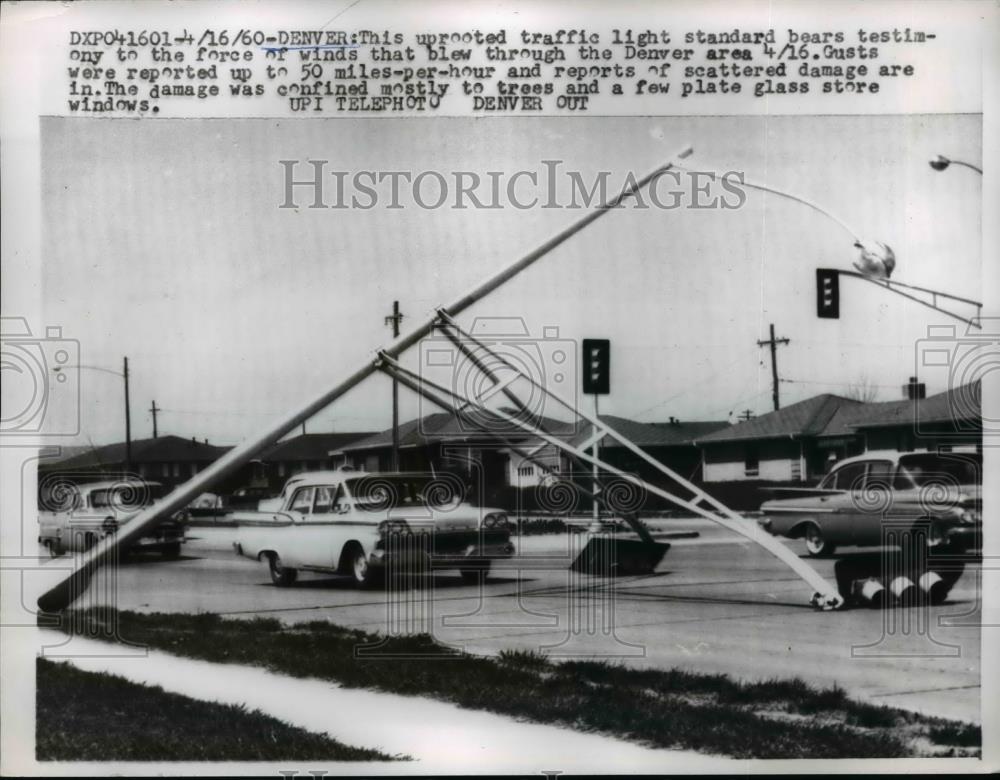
[344,544,381,588]
[268,553,298,586]
[460,561,491,584]
[803,523,836,557]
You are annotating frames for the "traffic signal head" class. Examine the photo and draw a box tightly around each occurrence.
[582,338,610,395]
[816,268,840,319]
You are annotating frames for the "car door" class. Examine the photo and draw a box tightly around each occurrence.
[851,460,894,546]
[309,485,349,570]
[330,482,379,566]
[279,485,319,567]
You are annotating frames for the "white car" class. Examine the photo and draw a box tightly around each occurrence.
[234,471,515,586]
[254,470,349,512]
[38,479,187,558]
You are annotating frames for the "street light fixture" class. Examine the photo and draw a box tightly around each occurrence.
[53,357,132,474]
[671,162,897,279]
[929,154,983,174]
[670,159,981,327]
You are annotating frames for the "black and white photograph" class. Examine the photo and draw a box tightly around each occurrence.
[1,0,997,775]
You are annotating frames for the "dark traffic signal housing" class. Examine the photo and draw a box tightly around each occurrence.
[816,268,840,319]
[582,338,610,395]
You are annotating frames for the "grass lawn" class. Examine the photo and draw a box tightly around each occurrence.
[56,608,981,760]
[36,658,400,762]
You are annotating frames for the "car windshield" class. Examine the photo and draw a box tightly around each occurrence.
[345,476,463,511]
[89,483,165,510]
[896,453,981,487]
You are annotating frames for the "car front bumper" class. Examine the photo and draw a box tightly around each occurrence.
[371,531,515,569]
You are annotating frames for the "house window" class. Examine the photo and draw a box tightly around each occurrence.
[744,448,759,478]
[172,463,181,478]
[277,463,287,478]
[517,465,535,478]
[161,463,170,477]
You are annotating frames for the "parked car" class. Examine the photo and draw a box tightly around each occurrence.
[224,485,278,511]
[758,450,981,556]
[38,479,187,557]
[187,492,225,519]
[233,470,516,586]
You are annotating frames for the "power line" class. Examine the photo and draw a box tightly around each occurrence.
[701,387,772,419]
[780,378,901,388]
[629,380,715,420]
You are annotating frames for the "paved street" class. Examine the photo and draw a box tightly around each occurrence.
[64,519,983,724]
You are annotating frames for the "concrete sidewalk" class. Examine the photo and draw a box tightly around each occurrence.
[41,631,717,772]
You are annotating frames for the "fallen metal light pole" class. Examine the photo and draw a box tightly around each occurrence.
[37,144,695,613]
[381,318,843,608]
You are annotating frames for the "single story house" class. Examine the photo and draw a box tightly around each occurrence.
[331,410,578,503]
[37,435,231,489]
[696,395,863,483]
[695,381,982,483]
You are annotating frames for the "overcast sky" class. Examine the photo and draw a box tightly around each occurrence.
[41,114,981,446]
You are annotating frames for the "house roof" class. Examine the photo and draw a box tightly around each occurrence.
[818,400,904,438]
[569,416,729,449]
[696,395,861,445]
[697,381,982,446]
[846,381,980,430]
[39,435,231,471]
[261,432,376,462]
[332,410,578,454]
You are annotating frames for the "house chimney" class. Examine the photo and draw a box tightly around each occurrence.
[904,376,926,400]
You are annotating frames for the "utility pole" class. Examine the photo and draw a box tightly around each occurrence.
[739,409,755,422]
[149,400,159,438]
[123,357,132,475]
[757,323,790,411]
[385,300,404,471]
